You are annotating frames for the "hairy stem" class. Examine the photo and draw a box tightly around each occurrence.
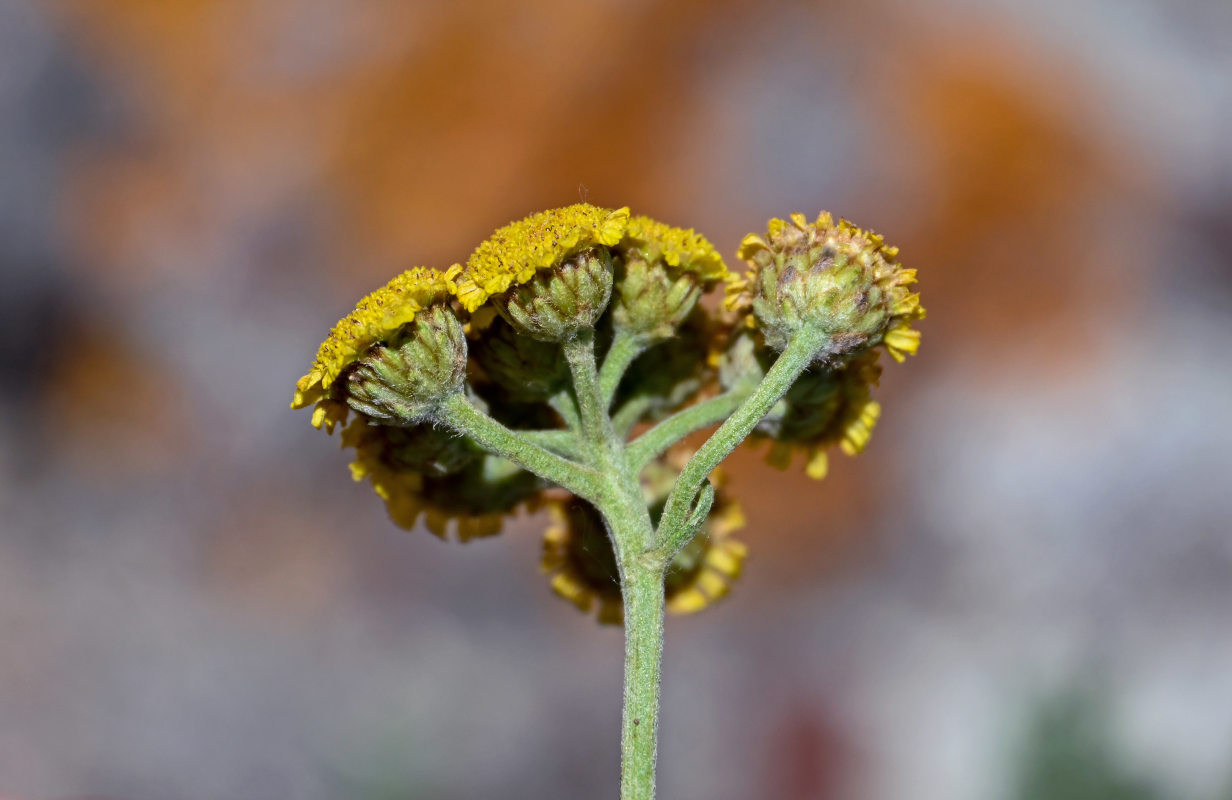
[561,326,667,799]
[598,328,646,408]
[653,329,825,546]
[618,557,666,800]
[520,428,583,459]
[437,393,602,504]
[626,391,747,472]
[643,481,714,566]
[613,395,656,439]
[563,328,616,450]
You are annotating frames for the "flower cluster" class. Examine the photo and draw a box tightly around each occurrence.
[293,204,923,617]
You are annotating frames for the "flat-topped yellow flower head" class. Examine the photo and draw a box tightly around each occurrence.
[456,204,629,341]
[456,203,629,310]
[292,266,461,431]
[612,216,731,341]
[619,216,728,284]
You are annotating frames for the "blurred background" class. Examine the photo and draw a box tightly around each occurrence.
[1,0,1230,798]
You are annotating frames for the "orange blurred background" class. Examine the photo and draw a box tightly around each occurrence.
[2,1,1230,798]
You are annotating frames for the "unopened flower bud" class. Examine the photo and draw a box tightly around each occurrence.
[454,204,628,342]
[737,212,923,363]
[470,316,569,402]
[612,257,701,341]
[717,328,769,395]
[292,266,462,432]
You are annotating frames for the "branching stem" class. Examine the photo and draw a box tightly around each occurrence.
[598,328,647,408]
[442,325,826,800]
[627,391,747,472]
[437,393,602,505]
[653,330,825,547]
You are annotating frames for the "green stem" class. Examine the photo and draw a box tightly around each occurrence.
[643,481,714,566]
[520,428,583,459]
[653,330,825,546]
[618,558,666,800]
[598,328,646,408]
[548,389,582,432]
[562,329,613,448]
[626,391,747,472]
[613,395,656,439]
[560,326,666,799]
[437,393,602,504]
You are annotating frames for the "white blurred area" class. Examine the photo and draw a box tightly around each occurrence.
[1,0,1230,798]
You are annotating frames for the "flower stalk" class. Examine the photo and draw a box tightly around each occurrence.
[292,204,923,799]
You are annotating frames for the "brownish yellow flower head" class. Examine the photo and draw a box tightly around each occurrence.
[454,203,630,313]
[344,421,545,541]
[733,212,924,363]
[292,266,460,432]
[541,459,747,625]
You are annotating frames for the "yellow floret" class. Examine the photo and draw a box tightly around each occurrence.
[618,215,730,285]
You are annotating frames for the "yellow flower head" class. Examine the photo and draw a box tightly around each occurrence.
[344,420,545,541]
[610,215,732,341]
[541,458,747,625]
[455,204,629,313]
[617,215,729,286]
[292,266,460,432]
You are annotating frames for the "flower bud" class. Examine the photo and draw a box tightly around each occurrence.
[612,257,701,341]
[737,212,922,363]
[344,304,467,424]
[469,316,569,403]
[454,204,628,342]
[615,309,719,420]
[717,328,769,395]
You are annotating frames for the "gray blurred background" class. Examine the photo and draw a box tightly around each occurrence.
[1,0,1231,798]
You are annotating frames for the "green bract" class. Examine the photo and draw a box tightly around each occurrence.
[344,304,468,424]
